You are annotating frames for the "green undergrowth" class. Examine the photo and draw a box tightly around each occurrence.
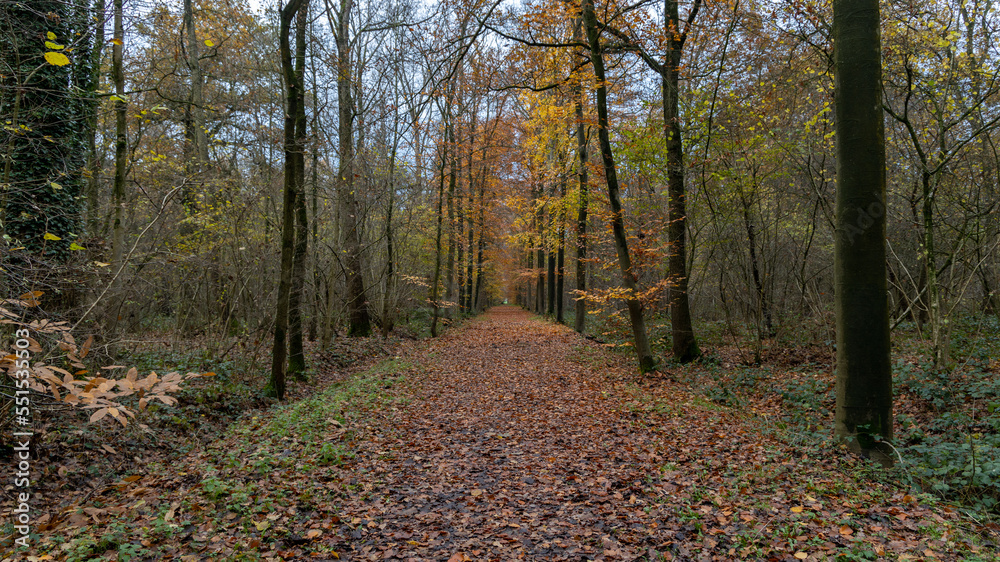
[694,360,1000,515]
[31,357,417,562]
[580,308,1000,516]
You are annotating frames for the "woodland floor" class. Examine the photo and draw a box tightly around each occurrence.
[12,306,1000,561]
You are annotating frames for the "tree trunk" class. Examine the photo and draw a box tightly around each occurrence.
[583,0,656,373]
[86,0,105,235]
[287,0,310,380]
[182,0,208,210]
[546,233,556,316]
[445,125,458,318]
[464,130,477,313]
[573,16,589,334]
[108,0,126,332]
[663,0,700,363]
[474,181,486,312]
[534,186,545,314]
[267,0,306,400]
[556,177,566,323]
[335,0,371,337]
[833,0,893,463]
[430,153,447,337]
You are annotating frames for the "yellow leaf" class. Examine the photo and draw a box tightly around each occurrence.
[255,520,270,531]
[111,38,122,46]
[44,51,70,66]
[204,39,214,47]
[69,242,86,251]
[50,181,62,190]
[790,506,804,513]
[43,232,62,241]
[94,261,110,267]
[47,31,56,40]
[794,553,808,560]
[45,41,64,50]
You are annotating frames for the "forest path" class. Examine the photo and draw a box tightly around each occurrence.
[324,307,977,561]
[26,307,982,560]
[331,305,681,560]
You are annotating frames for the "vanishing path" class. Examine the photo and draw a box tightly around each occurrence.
[325,307,976,561]
[25,308,981,561]
[331,306,674,560]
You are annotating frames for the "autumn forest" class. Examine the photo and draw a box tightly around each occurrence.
[3,0,1000,559]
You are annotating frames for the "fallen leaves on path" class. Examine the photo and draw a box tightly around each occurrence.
[318,307,987,561]
[19,307,993,561]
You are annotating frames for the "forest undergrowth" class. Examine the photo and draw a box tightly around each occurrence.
[4,307,999,561]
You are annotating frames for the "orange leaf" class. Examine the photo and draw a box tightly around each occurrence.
[790,506,804,513]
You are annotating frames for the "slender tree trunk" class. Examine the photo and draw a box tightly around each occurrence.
[583,0,656,373]
[267,0,306,400]
[534,186,545,314]
[382,140,398,336]
[525,245,533,312]
[546,223,556,316]
[663,0,700,362]
[108,0,126,334]
[445,130,458,318]
[556,176,566,323]
[86,0,105,234]
[308,66,321,342]
[335,0,371,336]
[287,0,309,380]
[474,181,486,311]
[455,149,465,315]
[741,195,774,337]
[921,171,949,367]
[430,152,447,337]
[573,16,589,334]
[182,0,208,213]
[464,130,476,313]
[833,0,893,462]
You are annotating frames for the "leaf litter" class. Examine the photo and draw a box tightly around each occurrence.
[18,306,996,561]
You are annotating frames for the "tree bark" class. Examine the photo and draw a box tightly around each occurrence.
[334,0,371,336]
[573,16,589,334]
[833,0,893,463]
[534,186,545,314]
[267,0,306,400]
[288,0,310,380]
[86,0,105,235]
[583,0,656,373]
[556,176,566,324]
[663,0,700,363]
[430,149,447,337]
[106,0,126,334]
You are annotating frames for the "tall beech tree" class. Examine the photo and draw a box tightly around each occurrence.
[268,0,306,400]
[572,15,589,335]
[833,0,893,461]
[582,0,656,373]
[661,0,701,362]
[328,0,373,337]
[287,0,310,379]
